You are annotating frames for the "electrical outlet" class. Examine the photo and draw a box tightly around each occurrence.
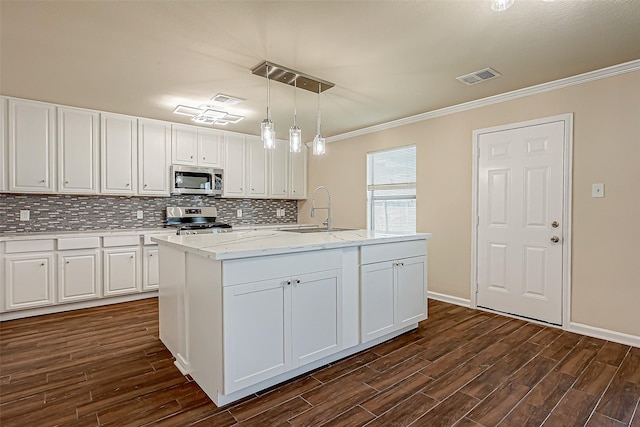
[280,208,285,217]
[136,210,144,219]
[236,209,243,218]
[592,183,605,198]
[276,209,281,217]
[19,210,30,221]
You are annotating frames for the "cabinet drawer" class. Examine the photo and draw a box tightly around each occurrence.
[103,235,140,247]
[223,249,343,286]
[5,239,55,253]
[360,240,427,265]
[57,237,101,250]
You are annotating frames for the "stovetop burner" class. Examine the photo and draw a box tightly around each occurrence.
[166,206,232,235]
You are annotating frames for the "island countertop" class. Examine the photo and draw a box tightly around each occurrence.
[152,229,432,260]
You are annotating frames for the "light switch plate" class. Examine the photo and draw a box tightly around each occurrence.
[136,210,144,219]
[236,209,243,218]
[592,183,605,198]
[19,210,30,221]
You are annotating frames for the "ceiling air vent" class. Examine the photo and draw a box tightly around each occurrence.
[456,68,501,85]
[210,93,244,105]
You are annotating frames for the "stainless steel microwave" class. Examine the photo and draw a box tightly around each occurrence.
[171,165,223,196]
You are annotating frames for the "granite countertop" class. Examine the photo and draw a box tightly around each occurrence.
[152,229,432,260]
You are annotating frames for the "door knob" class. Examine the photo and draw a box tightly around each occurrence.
[550,236,560,243]
[551,221,559,228]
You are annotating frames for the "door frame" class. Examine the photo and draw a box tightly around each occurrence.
[470,113,574,328]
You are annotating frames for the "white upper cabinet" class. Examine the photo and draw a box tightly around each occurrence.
[57,107,99,194]
[223,133,246,197]
[8,99,56,193]
[171,124,198,166]
[247,135,267,198]
[101,113,137,195]
[172,124,224,168]
[197,128,223,168]
[289,144,307,199]
[0,98,7,192]
[138,118,171,196]
[269,140,289,198]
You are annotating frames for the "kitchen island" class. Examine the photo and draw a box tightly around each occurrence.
[152,228,432,406]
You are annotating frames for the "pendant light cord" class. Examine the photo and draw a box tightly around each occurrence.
[267,64,271,120]
[293,77,297,126]
[316,83,322,135]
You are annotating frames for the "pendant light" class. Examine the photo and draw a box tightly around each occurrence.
[289,77,302,153]
[491,0,514,12]
[312,83,326,156]
[261,64,276,149]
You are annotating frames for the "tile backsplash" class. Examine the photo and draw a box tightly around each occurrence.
[0,194,298,233]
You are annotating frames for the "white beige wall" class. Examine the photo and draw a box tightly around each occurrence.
[301,70,640,337]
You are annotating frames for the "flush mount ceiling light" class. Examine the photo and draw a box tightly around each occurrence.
[261,64,276,150]
[172,104,244,126]
[491,0,514,11]
[252,61,334,155]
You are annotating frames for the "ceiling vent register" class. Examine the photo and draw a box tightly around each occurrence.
[456,67,502,85]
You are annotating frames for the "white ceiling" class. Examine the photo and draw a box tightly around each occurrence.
[2,1,640,140]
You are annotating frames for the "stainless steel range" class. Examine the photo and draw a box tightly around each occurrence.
[166,207,232,235]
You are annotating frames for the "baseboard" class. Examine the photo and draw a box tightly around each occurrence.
[427,291,471,307]
[569,322,640,348]
[0,292,158,322]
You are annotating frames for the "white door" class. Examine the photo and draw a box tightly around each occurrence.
[103,248,140,296]
[138,119,170,195]
[58,107,99,194]
[223,277,289,393]
[396,256,428,327]
[291,269,342,368]
[101,113,137,195]
[246,136,267,197]
[223,134,246,197]
[58,250,101,302]
[477,120,566,325]
[171,124,198,166]
[8,99,56,193]
[5,254,55,310]
[197,129,223,167]
[361,260,396,342]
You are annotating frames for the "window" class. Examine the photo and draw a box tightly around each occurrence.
[367,145,416,234]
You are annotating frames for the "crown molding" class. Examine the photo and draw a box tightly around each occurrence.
[327,59,640,144]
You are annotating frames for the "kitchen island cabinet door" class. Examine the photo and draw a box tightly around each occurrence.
[58,250,101,303]
[395,256,427,328]
[103,248,141,296]
[291,269,342,368]
[223,277,289,394]
[4,253,55,311]
[361,261,396,343]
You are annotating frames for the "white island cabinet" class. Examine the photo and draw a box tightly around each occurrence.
[153,228,431,406]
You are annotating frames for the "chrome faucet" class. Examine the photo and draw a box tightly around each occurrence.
[311,186,332,230]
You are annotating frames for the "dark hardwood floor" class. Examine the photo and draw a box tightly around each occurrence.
[1,298,638,427]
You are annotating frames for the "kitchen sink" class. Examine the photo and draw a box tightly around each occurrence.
[280,227,357,233]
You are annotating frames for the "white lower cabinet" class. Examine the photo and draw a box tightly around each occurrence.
[103,247,141,296]
[58,249,101,303]
[223,266,343,394]
[142,247,159,291]
[360,241,428,343]
[4,253,55,310]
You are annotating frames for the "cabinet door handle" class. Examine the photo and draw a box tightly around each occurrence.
[40,179,45,183]
[144,184,148,188]
[66,261,70,264]
[202,157,206,160]
[130,256,134,260]
[190,155,193,159]
[296,279,301,284]
[126,183,130,187]
[40,263,45,266]
[65,180,69,184]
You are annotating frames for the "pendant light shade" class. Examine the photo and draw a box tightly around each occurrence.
[261,64,276,149]
[491,0,514,12]
[312,83,326,156]
[289,77,302,153]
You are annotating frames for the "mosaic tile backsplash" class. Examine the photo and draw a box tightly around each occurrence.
[0,194,298,233]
